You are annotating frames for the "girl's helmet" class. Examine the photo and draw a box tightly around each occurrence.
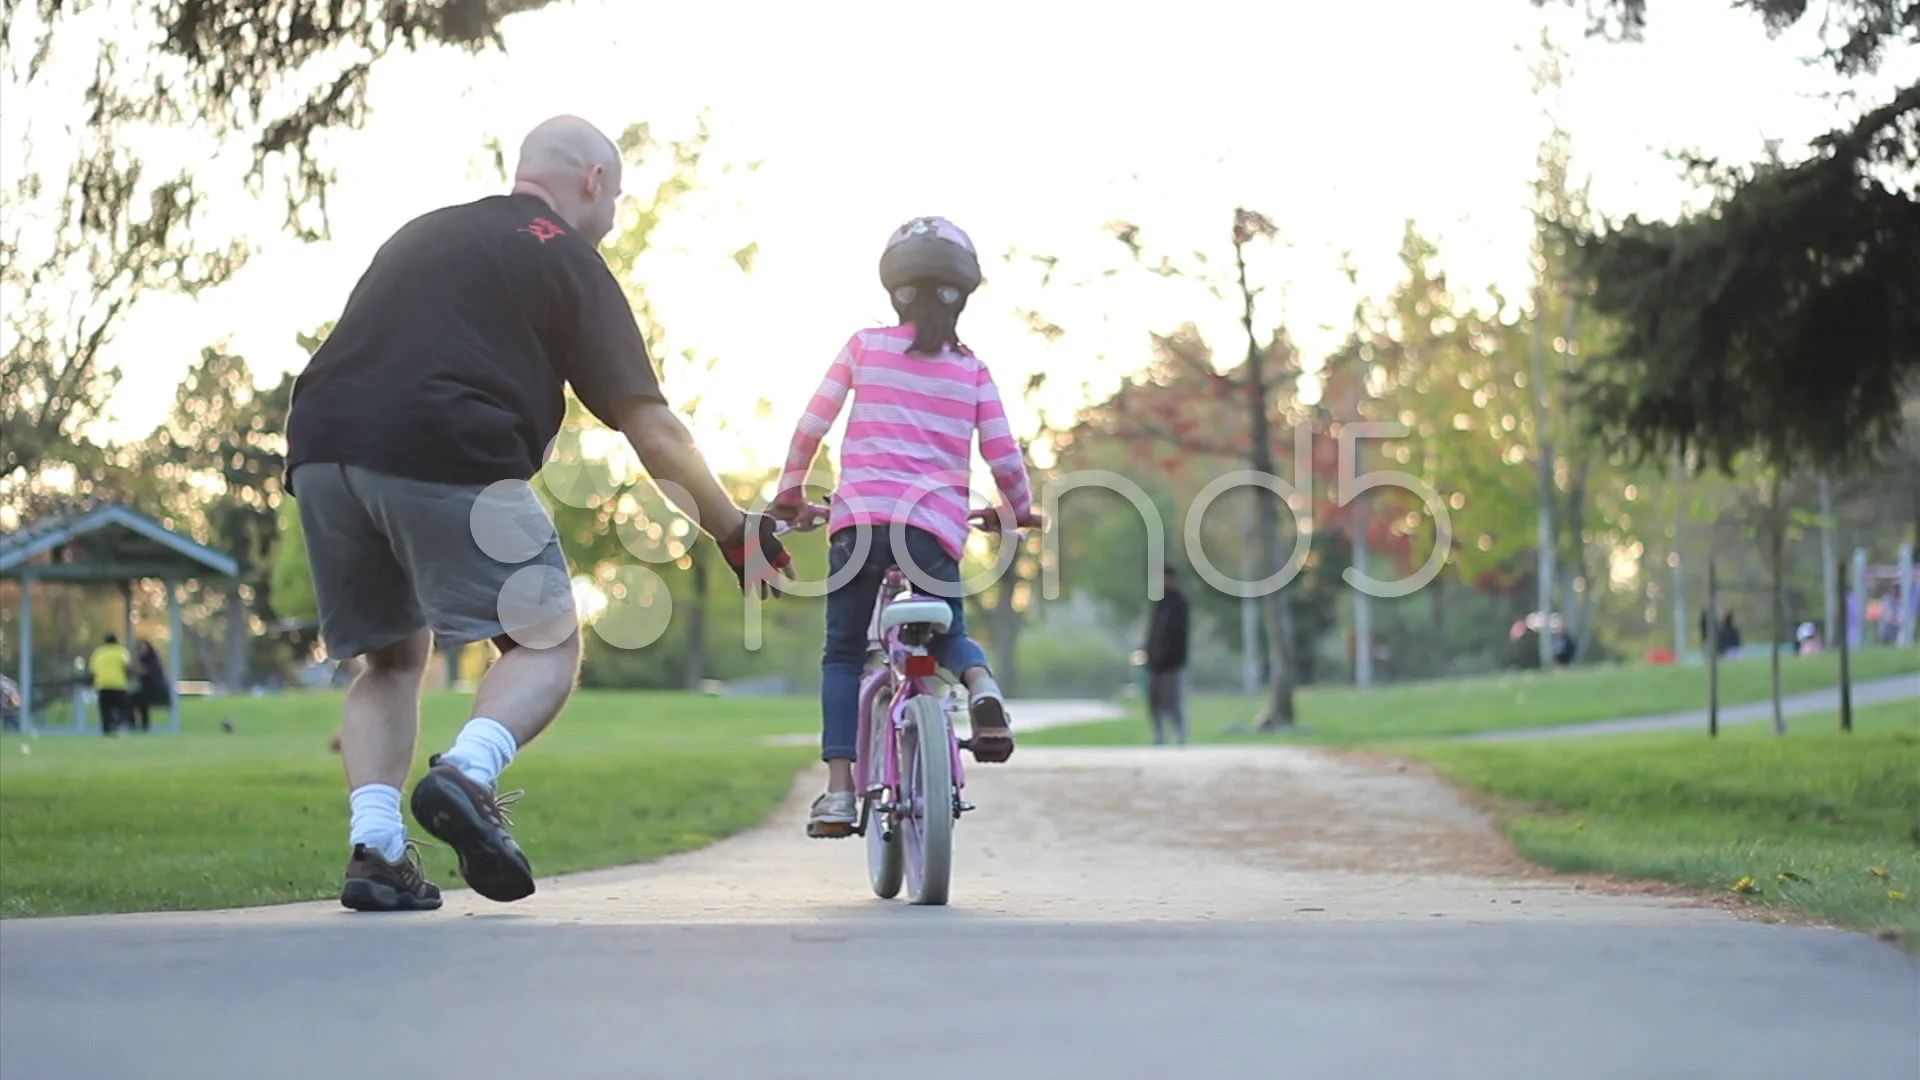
[879,216,981,298]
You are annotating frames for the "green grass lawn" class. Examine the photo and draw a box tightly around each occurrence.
[0,691,817,917]
[1024,646,1920,747]
[1398,702,1920,943]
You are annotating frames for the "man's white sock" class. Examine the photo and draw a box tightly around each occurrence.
[348,784,407,863]
[441,717,517,789]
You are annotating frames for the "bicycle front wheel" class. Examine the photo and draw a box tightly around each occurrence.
[865,691,904,900]
[899,695,954,906]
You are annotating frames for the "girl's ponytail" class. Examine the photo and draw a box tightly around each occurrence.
[892,285,968,357]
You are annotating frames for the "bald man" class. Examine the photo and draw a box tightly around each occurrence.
[285,115,791,913]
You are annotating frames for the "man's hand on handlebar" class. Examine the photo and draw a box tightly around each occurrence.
[718,513,798,599]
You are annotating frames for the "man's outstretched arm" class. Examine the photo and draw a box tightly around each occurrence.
[616,399,792,594]
[616,399,747,542]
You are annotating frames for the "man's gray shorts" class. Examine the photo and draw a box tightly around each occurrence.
[291,464,575,659]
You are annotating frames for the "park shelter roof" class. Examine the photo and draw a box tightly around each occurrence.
[0,500,238,582]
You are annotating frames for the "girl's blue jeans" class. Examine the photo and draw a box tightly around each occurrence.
[820,525,988,761]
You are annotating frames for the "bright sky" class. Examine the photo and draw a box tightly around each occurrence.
[25,0,1908,475]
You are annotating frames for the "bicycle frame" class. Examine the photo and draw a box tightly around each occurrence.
[769,504,1030,854]
[853,566,966,824]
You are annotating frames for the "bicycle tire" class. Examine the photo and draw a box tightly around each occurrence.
[901,695,954,906]
[865,691,904,900]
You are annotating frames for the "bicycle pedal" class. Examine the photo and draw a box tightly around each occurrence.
[957,801,976,814]
[963,737,1014,763]
[806,821,856,839]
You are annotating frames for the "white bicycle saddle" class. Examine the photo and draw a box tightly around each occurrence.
[880,597,953,636]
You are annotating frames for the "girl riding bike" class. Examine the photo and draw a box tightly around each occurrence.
[774,216,1038,838]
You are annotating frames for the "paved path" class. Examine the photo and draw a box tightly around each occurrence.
[1459,673,1919,742]
[3,747,1914,1079]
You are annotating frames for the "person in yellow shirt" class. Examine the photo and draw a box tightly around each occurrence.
[89,633,133,735]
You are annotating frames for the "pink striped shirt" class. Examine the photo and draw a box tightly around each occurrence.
[778,325,1033,560]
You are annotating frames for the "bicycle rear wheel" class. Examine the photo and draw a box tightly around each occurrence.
[899,695,954,906]
[865,692,903,900]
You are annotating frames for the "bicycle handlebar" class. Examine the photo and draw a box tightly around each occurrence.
[966,512,1041,537]
[770,504,831,538]
[769,505,1039,538]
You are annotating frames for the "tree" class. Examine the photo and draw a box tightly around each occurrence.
[1570,90,1920,473]
[270,496,316,628]
[1555,0,1917,726]
[1070,314,1308,726]
[1,0,559,509]
[1047,405,1190,629]
[17,338,305,687]
[1551,0,1919,476]
[1045,208,1380,724]
[1223,211,1307,728]
[1358,224,1545,670]
[136,346,297,687]
[1514,35,1628,666]
[264,323,332,634]
[964,440,1048,698]
[1058,346,1367,688]
[544,117,764,690]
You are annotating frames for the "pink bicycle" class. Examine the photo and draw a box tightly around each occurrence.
[776,510,1024,906]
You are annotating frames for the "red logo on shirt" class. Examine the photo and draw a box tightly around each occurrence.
[520,218,567,243]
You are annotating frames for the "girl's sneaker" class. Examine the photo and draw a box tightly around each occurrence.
[966,679,1015,763]
[807,790,857,838]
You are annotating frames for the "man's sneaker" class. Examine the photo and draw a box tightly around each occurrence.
[409,756,535,902]
[340,841,443,912]
[807,790,857,838]
[965,679,1015,763]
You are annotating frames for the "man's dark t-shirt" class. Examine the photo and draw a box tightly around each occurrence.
[286,193,664,490]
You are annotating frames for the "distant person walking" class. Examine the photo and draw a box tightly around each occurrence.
[131,639,169,732]
[88,633,133,735]
[1144,565,1191,746]
[1,673,22,732]
[1552,619,1576,667]
[1718,612,1742,656]
[1795,621,1821,656]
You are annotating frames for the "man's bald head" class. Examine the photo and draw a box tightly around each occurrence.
[511,115,623,244]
